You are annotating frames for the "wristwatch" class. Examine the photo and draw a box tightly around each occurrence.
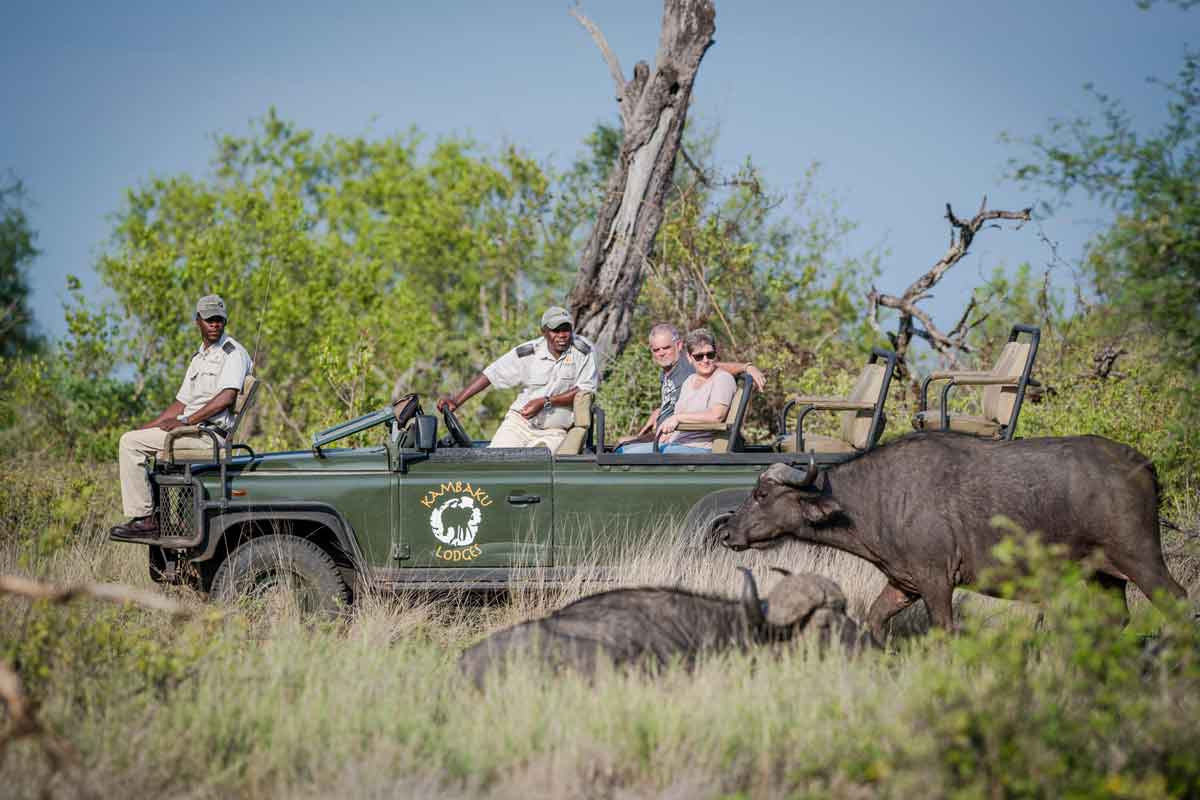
[178,414,191,425]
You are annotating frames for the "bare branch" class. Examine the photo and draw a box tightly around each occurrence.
[866,288,883,335]
[865,198,1031,367]
[0,574,191,617]
[570,6,631,128]
[0,574,188,799]
[678,144,711,187]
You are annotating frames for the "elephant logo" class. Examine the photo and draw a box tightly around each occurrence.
[430,495,483,547]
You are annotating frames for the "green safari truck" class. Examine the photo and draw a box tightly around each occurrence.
[111,393,857,612]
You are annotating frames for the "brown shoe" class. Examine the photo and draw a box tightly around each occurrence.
[113,514,160,538]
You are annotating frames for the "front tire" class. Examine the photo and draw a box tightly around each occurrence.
[680,489,750,550]
[211,535,350,615]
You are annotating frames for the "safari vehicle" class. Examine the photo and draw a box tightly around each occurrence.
[109,348,917,611]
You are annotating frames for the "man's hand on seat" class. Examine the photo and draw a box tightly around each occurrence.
[745,365,766,391]
[158,417,185,432]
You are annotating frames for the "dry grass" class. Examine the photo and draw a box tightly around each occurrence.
[2,462,1199,799]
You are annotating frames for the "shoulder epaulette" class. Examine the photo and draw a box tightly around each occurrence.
[516,343,536,357]
[572,337,592,355]
[222,340,236,354]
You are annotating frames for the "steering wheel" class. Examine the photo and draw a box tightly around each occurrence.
[441,405,473,448]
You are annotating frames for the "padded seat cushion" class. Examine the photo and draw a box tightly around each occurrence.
[556,391,593,455]
[168,444,227,462]
[913,411,1003,438]
[777,433,859,454]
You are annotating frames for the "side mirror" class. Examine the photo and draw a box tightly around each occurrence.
[415,414,438,451]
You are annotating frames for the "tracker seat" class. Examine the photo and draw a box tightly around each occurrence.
[165,374,259,463]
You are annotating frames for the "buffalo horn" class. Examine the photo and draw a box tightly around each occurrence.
[769,566,793,576]
[738,567,766,631]
[763,455,819,489]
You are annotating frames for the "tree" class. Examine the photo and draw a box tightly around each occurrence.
[1007,49,1200,378]
[567,0,717,365]
[0,175,40,356]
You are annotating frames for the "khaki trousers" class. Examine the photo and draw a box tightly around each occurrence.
[488,411,567,451]
[118,427,216,517]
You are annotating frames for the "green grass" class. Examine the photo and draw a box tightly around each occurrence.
[2,462,1200,798]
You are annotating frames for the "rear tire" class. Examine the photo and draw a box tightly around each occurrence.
[211,534,350,615]
[680,489,750,550]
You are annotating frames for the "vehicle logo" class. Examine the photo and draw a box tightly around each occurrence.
[423,482,493,557]
[430,495,483,547]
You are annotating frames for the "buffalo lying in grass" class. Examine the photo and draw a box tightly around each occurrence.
[719,432,1188,641]
[459,569,873,687]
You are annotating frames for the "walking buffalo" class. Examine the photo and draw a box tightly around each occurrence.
[718,432,1188,641]
[459,569,872,687]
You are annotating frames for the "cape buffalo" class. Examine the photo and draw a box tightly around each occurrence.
[459,569,872,687]
[718,432,1188,641]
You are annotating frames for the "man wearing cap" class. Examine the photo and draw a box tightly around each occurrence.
[437,306,599,450]
[110,295,253,538]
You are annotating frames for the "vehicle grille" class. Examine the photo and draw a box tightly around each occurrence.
[158,483,197,539]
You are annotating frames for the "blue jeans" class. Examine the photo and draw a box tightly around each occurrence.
[615,442,709,455]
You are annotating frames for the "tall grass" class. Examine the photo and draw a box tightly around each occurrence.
[2,463,1199,798]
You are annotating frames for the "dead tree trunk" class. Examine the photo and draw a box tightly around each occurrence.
[567,0,716,367]
[866,197,1031,374]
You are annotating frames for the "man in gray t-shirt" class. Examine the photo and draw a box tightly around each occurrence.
[615,324,765,453]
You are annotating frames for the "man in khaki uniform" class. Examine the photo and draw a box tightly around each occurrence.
[437,306,599,450]
[111,295,253,538]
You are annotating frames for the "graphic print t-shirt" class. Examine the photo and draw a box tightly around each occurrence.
[658,357,695,427]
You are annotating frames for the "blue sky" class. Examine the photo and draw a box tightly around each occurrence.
[2,0,1195,340]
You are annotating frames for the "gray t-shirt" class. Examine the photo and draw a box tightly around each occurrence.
[658,357,695,425]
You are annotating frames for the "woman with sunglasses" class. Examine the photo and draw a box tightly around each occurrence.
[656,329,737,454]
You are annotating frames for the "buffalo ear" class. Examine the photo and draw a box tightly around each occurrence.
[798,495,842,525]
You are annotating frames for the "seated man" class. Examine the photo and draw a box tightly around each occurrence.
[617,323,764,453]
[437,306,599,451]
[111,295,253,538]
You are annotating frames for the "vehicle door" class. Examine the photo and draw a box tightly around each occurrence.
[397,446,554,568]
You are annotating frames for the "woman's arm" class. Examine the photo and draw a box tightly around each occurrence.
[674,404,730,424]
[659,403,730,433]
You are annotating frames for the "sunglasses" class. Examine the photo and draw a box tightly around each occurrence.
[690,350,717,362]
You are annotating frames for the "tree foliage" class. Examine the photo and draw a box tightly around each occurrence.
[87,110,576,443]
[1007,50,1200,378]
[0,175,40,357]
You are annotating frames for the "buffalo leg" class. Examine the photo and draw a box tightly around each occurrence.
[866,582,918,643]
[1110,551,1187,610]
[1090,571,1131,627]
[920,581,956,632]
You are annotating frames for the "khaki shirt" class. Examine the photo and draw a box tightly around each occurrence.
[483,336,599,430]
[176,334,253,431]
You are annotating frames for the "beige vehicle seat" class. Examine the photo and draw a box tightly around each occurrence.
[556,391,593,455]
[912,325,1040,440]
[166,374,259,463]
[668,372,754,454]
[776,348,896,454]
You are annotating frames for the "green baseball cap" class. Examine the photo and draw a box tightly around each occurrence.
[540,306,572,329]
[195,294,227,320]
